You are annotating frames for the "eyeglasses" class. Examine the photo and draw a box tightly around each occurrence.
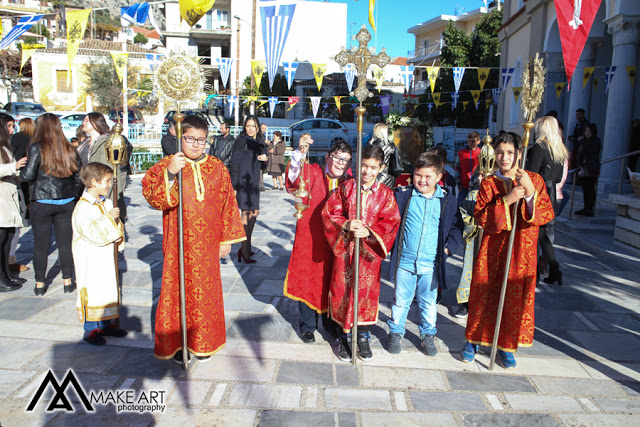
[329,154,351,165]
[183,135,208,146]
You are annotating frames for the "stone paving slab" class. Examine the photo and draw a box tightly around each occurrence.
[558,414,640,426]
[224,340,335,363]
[259,410,356,427]
[276,361,359,386]
[593,398,640,412]
[360,413,457,427]
[362,366,447,390]
[0,337,53,369]
[325,388,392,410]
[568,330,640,362]
[530,376,627,397]
[0,369,37,399]
[155,407,257,426]
[0,296,62,321]
[410,391,486,411]
[460,413,560,426]
[446,372,535,392]
[227,384,302,408]
[475,354,593,378]
[190,356,277,382]
[107,348,187,379]
[24,342,128,374]
[505,394,584,412]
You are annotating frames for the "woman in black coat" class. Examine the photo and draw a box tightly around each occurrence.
[576,123,601,217]
[228,115,267,263]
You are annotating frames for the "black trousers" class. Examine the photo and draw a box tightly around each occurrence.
[539,182,557,263]
[581,177,598,212]
[0,227,16,279]
[299,301,338,335]
[30,201,75,282]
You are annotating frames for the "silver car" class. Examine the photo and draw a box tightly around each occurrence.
[288,119,351,152]
[3,102,46,120]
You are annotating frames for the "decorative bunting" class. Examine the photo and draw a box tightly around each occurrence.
[66,9,92,86]
[369,0,377,32]
[501,67,514,91]
[19,43,45,75]
[553,0,602,84]
[491,88,502,106]
[322,102,329,112]
[121,3,149,26]
[373,66,384,93]
[426,67,440,93]
[260,0,297,90]
[380,95,391,117]
[227,95,238,112]
[512,86,522,103]
[268,96,278,117]
[555,82,566,99]
[470,90,481,109]
[345,64,356,93]
[146,53,161,71]
[400,65,415,92]
[427,103,434,113]
[583,66,595,89]
[350,103,357,111]
[432,92,441,108]
[283,61,298,89]
[215,58,233,88]
[478,67,490,91]
[251,60,266,89]
[244,95,259,105]
[334,96,342,113]
[110,52,129,82]
[179,0,215,27]
[627,66,636,87]
[0,14,43,50]
[311,63,326,91]
[310,96,321,118]
[451,92,459,110]
[605,66,616,93]
[485,99,492,109]
[593,77,599,91]
[462,101,469,110]
[287,96,300,111]
[453,67,465,93]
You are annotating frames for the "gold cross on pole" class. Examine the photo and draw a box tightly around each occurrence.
[334,26,390,103]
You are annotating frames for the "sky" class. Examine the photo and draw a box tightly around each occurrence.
[320,0,493,58]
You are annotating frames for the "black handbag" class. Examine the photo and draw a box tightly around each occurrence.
[390,146,403,177]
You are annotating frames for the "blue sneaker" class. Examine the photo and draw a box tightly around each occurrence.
[497,350,517,369]
[459,343,478,363]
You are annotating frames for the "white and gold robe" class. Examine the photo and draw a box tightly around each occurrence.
[72,191,123,322]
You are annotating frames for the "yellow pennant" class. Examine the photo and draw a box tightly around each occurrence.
[426,67,440,93]
[477,67,490,91]
[485,99,492,109]
[251,60,266,90]
[462,101,469,110]
[311,63,327,91]
[258,99,269,107]
[19,44,45,75]
[555,82,566,99]
[432,92,441,108]
[627,66,637,87]
[110,52,129,82]
[66,9,92,87]
[593,77,599,91]
[512,86,522,103]
[244,95,259,105]
[334,96,342,113]
[0,18,3,36]
[470,90,481,106]
[373,66,384,93]
[583,67,595,89]
[369,0,377,33]
[180,0,215,27]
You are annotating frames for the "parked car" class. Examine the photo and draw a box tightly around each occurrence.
[164,110,213,126]
[109,109,145,125]
[3,102,46,120]
[58,113,116,140]
[287,119,351,152]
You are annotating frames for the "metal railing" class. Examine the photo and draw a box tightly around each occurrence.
[568,149,640,219]
[407,41,444,59]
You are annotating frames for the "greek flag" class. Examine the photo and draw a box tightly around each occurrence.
[310,96,321,118]
[0,15,43,50]
[283,61,298,89]
[501,67,515,91]
[260,0,297,90]
[492,88,502,106]
[427,103,434,113]
[400,66,415,93]
[227,95,238,114]
[605,66,616,93]
[268,96,278,118]
[121,3,150,26]
[215,58,233,88]
[453,67,465,93]
[344,64,356,93]
[451,92,459,110]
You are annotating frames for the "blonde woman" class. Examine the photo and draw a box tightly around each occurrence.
[527,116,568,286]
[369,122,401,189]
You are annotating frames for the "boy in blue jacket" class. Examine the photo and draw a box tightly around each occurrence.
[387,152,464,355]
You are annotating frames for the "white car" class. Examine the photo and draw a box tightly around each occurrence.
[288,119,352,152]
[58,113,115,140]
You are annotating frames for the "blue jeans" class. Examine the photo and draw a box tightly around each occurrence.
[388,267,438,337]
[84,320,111,333]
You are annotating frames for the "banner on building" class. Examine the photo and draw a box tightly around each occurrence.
[110,52,129,82]
[66,9,92,86]
[215,58,233,88]
[283,61,298,89]
[251,60,266,89]
[583,66,595,89]
[555,82,566,99]
[426,67,440,93]
[311,63,326,91]
[179,0,215,27]
[260,0,297,90]
[478,67,490,91]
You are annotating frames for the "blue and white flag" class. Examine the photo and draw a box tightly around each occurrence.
[0,15,43,50]
[344,64,356,93]
[260,0,297,90]
[227,95,238,113]
[427,102,434,113]
[282,61,298,89]
[215,58,233,89]
[453,67,465,93]
[268,96,279,118]
[400,65,415,93]
[310,96,321,118]
[491,88,502,106]
[145,53,160,71]
[501,67,515,91]
[322,102,329,112]
[121,3,150,26]
[451,92,459,110]
[605,66,617,93]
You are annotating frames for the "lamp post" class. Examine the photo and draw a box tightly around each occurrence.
[233,13,257,115]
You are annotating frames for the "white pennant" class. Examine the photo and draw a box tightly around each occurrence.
[345,64,356,93]
[453,67,465,93]
[268,96,278,118]
[310,96,321,118]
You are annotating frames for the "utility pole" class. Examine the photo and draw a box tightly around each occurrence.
[250,0,257,115]
[234,16,240,127]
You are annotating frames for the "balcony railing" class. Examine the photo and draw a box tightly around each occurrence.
[408,41,445,60]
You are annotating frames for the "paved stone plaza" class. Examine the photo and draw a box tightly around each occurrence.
[0,175,639,426]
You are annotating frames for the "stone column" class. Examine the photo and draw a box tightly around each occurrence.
[565,39,600,144]
[600,17,640,190]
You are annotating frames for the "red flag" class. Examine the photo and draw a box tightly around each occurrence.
[554,0,602,85]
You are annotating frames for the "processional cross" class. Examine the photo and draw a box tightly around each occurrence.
[332,26,390,366]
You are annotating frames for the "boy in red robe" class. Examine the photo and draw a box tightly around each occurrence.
[142,116,245,364]
[322,145,401,362]
[284,135,352,343]
[460,132,554,369]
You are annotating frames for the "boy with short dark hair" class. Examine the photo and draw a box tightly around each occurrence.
[73,162,126,346]
[322,145,401,362]
[387,152,464,355]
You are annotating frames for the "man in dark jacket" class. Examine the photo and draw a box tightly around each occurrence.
[209,122,234,168]
[161,120,177,157]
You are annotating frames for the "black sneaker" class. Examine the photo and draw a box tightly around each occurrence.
[421,334,438,356]
[83,329,106,346]
[357,333,373,360]
[454,304,468,319]
[337,335,352,362]
[387,332,402,354]
[173,350,191,365]
[301,331,316,344]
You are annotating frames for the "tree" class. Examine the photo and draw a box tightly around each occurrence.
[440,21,471,67]
[134,32,149,45]
[469,8,503,67]
[83,58,142,110]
